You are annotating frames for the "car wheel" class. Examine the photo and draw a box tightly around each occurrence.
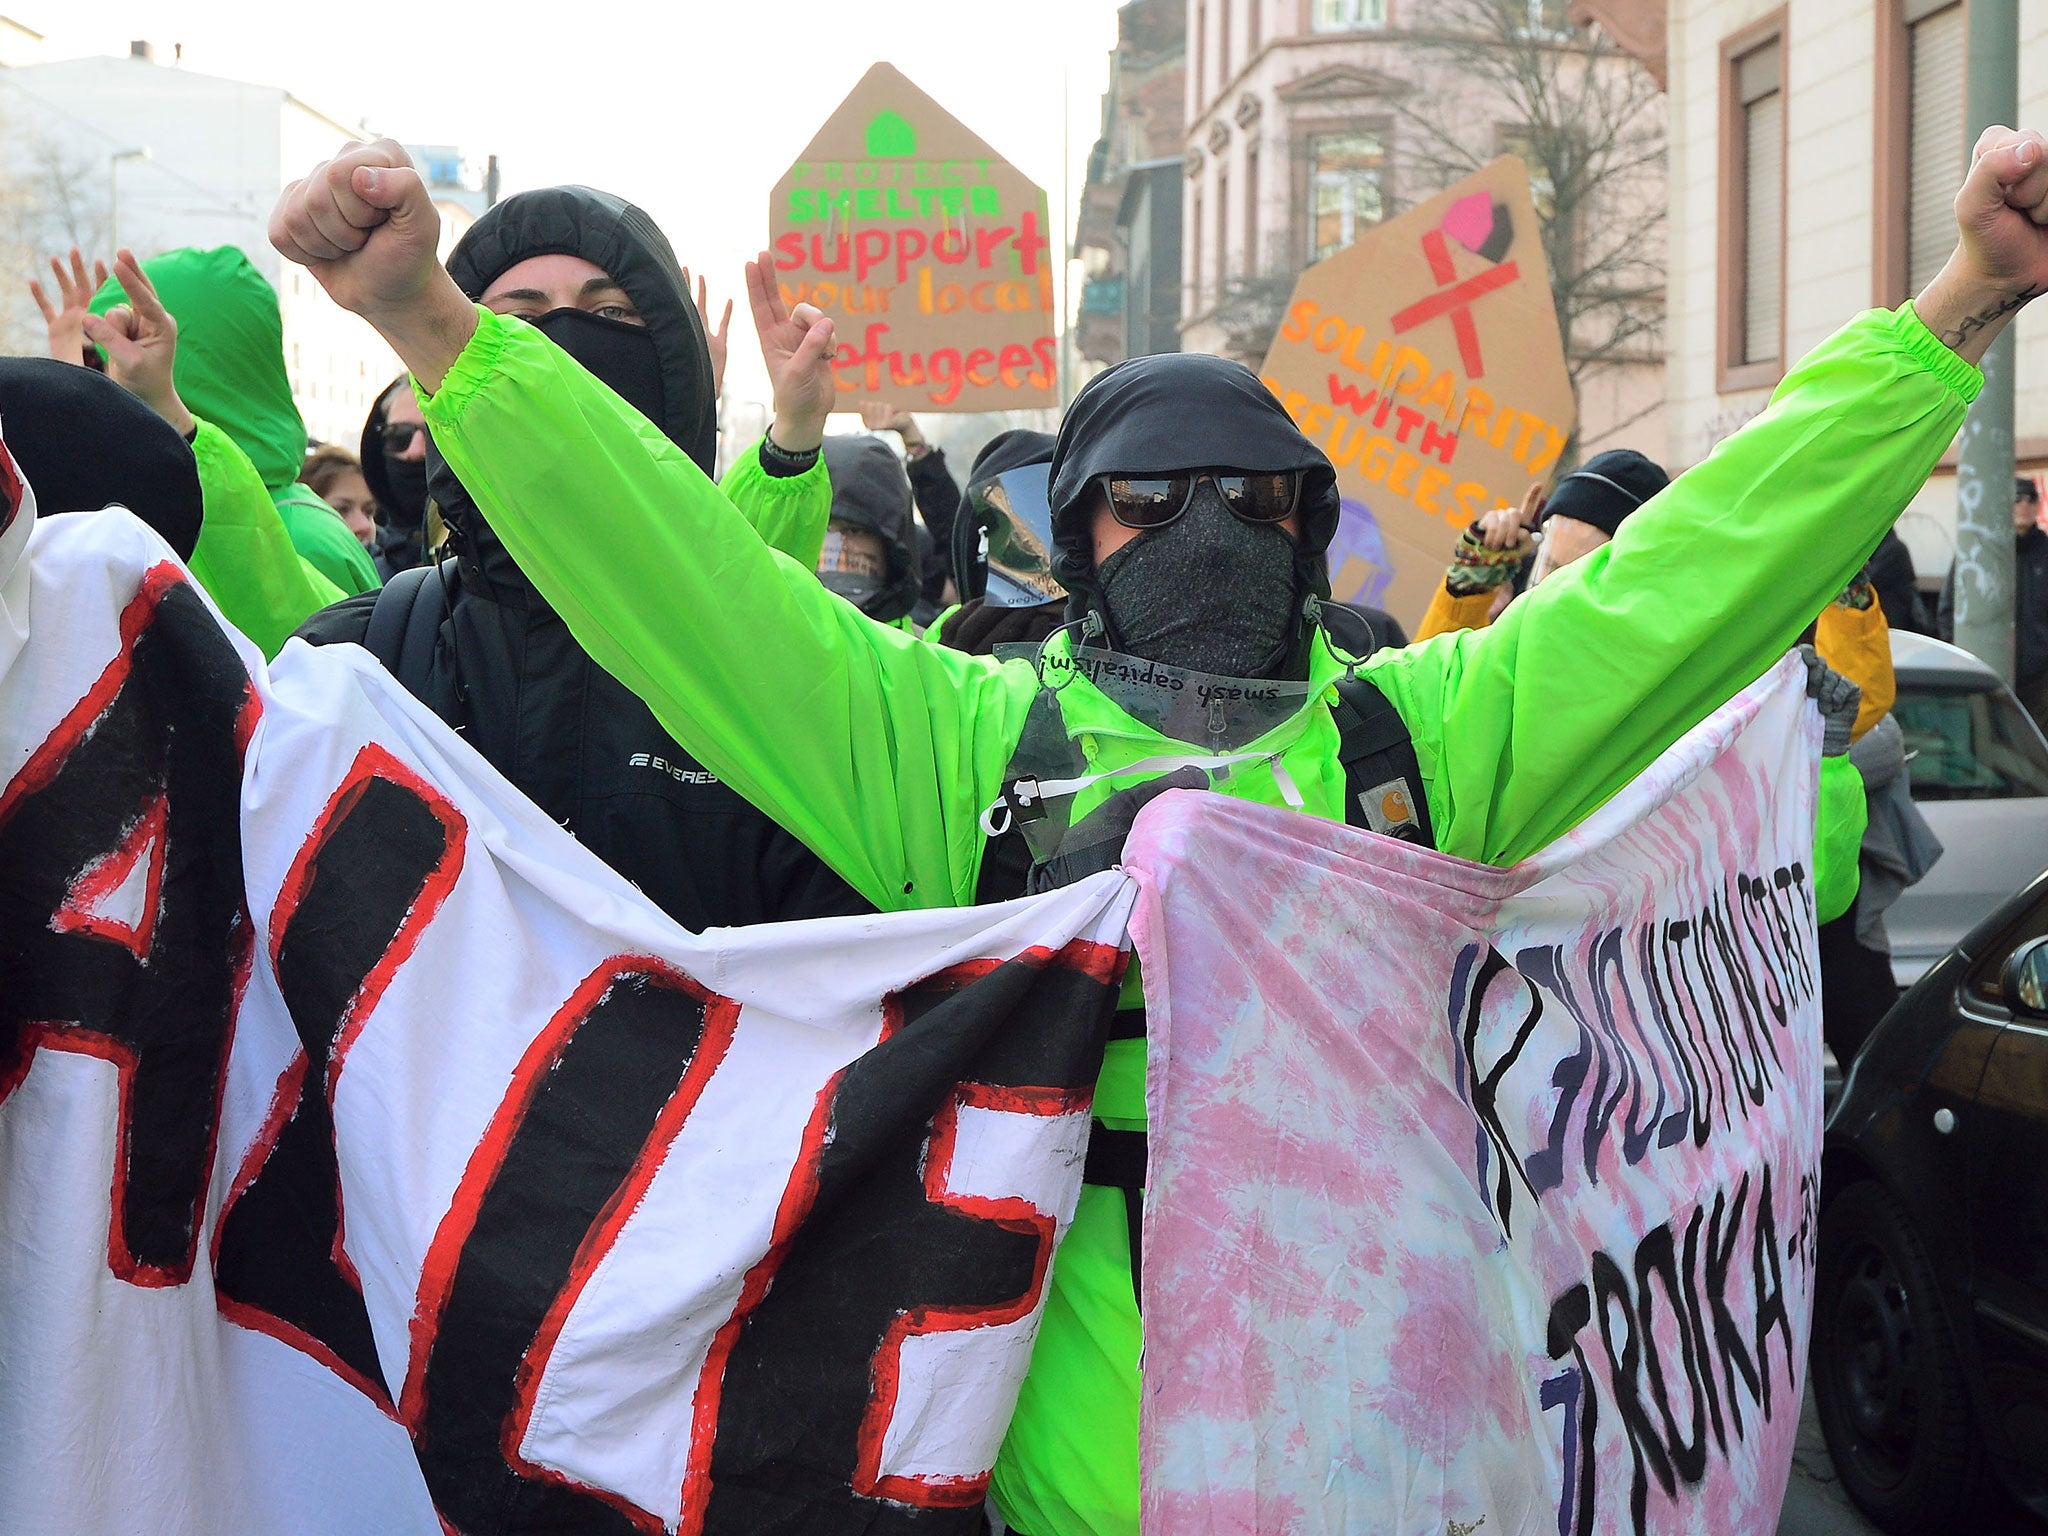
[1812,1179,1985,1534]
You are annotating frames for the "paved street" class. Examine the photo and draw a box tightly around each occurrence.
[1776,1391,1882,1536]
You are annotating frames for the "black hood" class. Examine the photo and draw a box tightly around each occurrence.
[1046,352,1341,667]
[429,186,716,611]
[0,357,202,559]
[821,434,920,624]
[358,374,414,521]
[446,186,715,467]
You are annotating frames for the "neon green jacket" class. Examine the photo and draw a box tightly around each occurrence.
[420,302,1976,1536]
[187,420,344,658]
[93,247,380,597]
[1817,754,1870,924]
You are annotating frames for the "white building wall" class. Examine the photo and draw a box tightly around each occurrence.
[0,55,390,448]
[1668,0,2048,586]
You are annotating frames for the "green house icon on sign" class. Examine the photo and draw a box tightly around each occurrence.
[864,110,917,158]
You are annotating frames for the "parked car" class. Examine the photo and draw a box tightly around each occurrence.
[1813,867,2048,1533]
[1885,631,2048,985]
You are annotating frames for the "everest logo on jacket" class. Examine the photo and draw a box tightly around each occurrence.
[628,752,720,786]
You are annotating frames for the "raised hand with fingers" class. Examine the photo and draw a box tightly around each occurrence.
[268,137,476,390]
[680,268,734,396]
[80,250,195,438]
[745,251,836,452]
[1477,482,1545,555]
[29,248,109,366]
[1919,126,2048,363]
[858,399,926,453]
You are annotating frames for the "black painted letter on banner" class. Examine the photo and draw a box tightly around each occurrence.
[0,565,252,1285]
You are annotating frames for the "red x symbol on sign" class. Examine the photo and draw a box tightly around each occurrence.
[1388,228,1521,380]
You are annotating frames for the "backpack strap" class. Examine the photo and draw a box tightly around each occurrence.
[1329,673,1435,849]
[361,562,450,699]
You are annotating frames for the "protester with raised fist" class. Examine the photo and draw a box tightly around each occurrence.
[272,127,2048,1536]
[292,175,865,935]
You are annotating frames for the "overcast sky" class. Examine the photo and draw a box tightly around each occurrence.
[17,0,1124,405]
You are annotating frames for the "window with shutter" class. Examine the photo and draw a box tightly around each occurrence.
[1735,39,1784,368]
[1906,1,1966,294]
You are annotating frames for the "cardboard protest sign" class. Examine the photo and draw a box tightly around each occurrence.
[770,62,1058,413]
[1259,156,1576,629]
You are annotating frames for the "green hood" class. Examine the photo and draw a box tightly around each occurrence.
[93,247,305,493]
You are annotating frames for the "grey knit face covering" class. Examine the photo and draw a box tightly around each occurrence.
[1094,483,1299,678]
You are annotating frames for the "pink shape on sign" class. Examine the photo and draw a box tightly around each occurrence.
[1439,192,1496,255]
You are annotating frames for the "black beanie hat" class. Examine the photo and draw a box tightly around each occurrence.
[0,357,203,559]
[1543,449,1670,540]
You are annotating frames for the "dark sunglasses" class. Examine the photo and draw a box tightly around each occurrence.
[1097,468,1301,530]
[382,422,425,454]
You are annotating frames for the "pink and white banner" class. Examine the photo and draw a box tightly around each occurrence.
[1126,653,1824,1536]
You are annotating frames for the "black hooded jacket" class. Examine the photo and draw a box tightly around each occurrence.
[295,186,867,931]
[360,375,429,578]
[819,434,921,624]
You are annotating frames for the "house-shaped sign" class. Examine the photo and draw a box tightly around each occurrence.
[770,62,1058,413]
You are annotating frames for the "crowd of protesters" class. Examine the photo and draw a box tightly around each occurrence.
[13,123,2048,1536]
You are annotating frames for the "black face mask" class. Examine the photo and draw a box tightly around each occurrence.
[378,451,429,528]
[528,307,665,428]
[1095,483,1301,678]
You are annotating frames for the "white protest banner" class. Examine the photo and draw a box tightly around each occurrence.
[1126,655,1822,1536]
[0,491,1131,1536]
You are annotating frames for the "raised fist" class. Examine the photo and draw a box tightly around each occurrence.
[1957,127,2048,297]
[269,138,443,321]
[1920,126,2048,360]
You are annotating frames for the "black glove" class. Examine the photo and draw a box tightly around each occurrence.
[1027,767,1210,893]
[937,597,1069,656]
[1799,644,1862,758]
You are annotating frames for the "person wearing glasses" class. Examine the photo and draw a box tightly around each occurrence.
[292,183,866,939]
[272,128,2047,1536]
[360,377,436,577]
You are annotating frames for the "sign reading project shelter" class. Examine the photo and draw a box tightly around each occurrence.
[1259,156,1576,629]
[771,62,1058,413]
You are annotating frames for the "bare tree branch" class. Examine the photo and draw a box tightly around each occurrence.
[1392,0,1666,446]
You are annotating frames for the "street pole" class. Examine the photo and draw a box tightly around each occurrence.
[1953,0,2020,681]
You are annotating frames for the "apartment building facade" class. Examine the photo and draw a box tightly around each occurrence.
[1665,0,2048,582]
[1178,0,1668,461]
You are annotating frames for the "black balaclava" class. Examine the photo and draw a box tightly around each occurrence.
[433,185,716,607]
[1095,484,1299,676]
[359,375,427,531]
[0,357,202,559]
[819,434,920,623]
[1047,352,1341,680]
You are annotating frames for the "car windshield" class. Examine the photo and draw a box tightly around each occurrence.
[1894,674,2048,799]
